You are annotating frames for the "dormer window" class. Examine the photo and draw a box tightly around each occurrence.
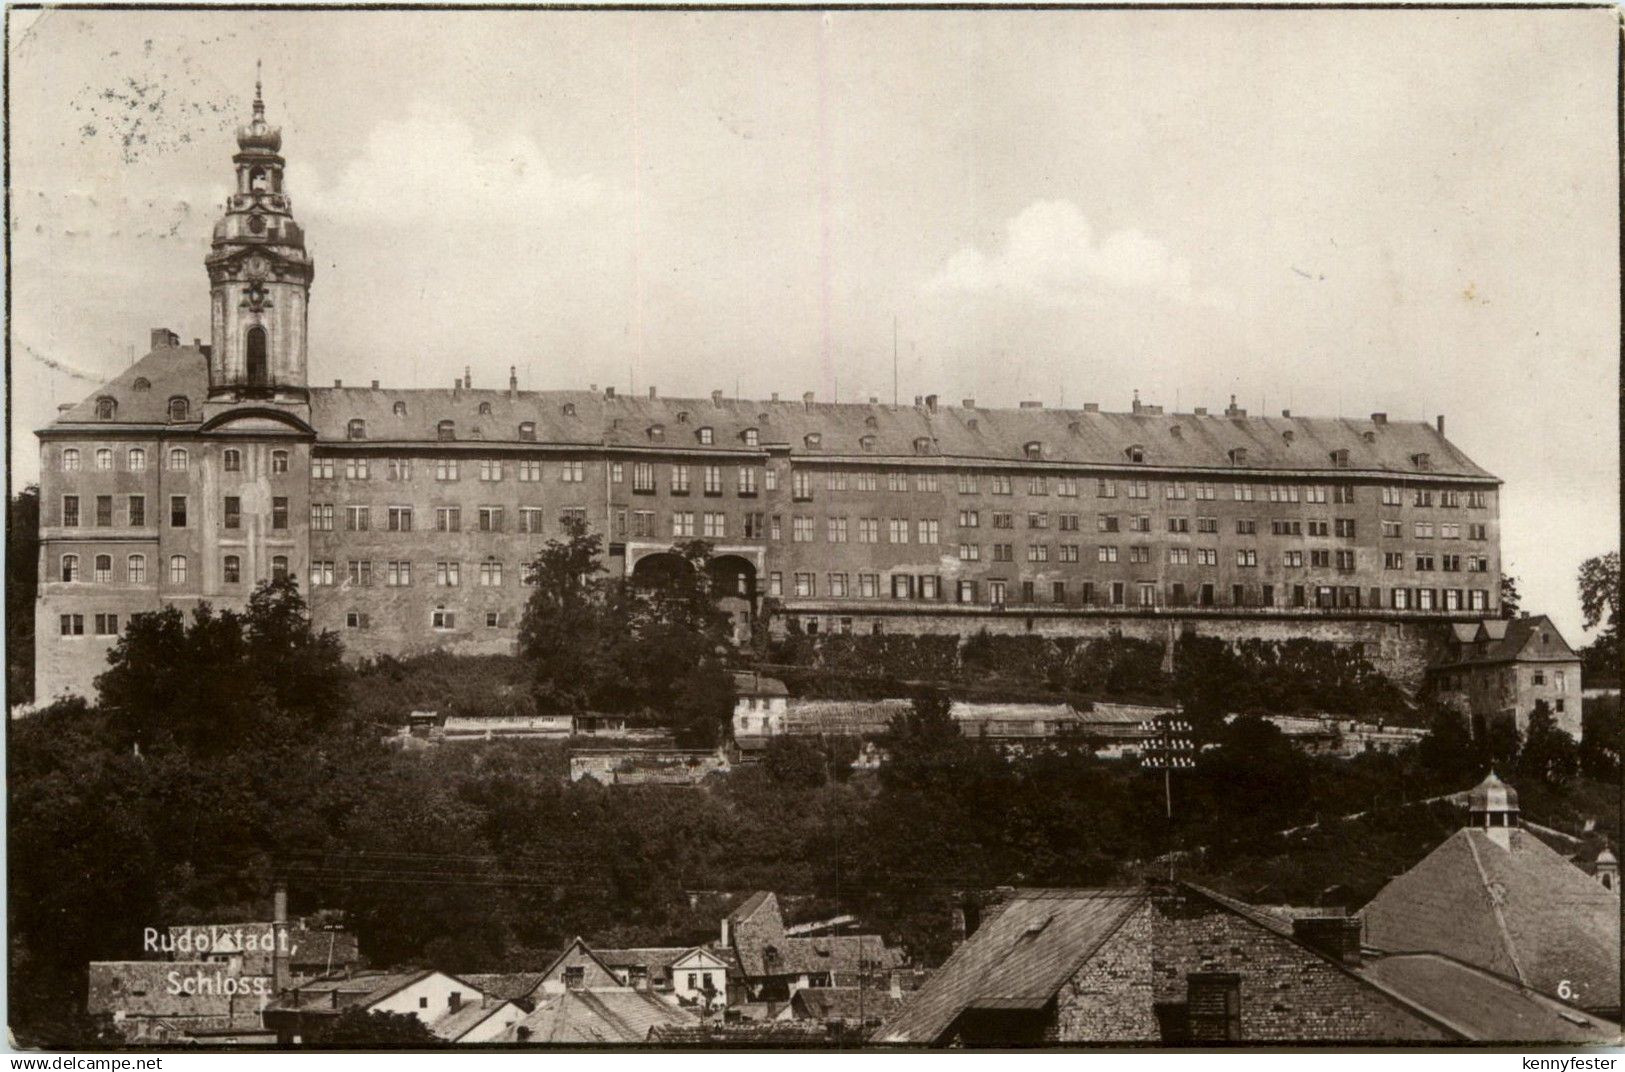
[1125,444,1145,463]
[1024,441,1043,460]
[167,397,190,422]
[804,432,822,449]
[1362,431,1376,444]
[677,411,690,424]
[561,403,577,417]
[697,427,714,445]
[519,421,536,442]
[95,397,117,420]
[743,428,759,448]
[860,435,876,451]
[865,415,879,430]
[437,420,456,441]
[347,418,367,440]
[1281,430,1294,444]
[478,402,493,416]
[392,401,407,417]
[914,437,932,455]
[131,377,151,392]
[648,424,666,442]
[1329,448,1350,467]
[1412,452,1433,470]
[1228,447,1248,466]
[470,426,484,440]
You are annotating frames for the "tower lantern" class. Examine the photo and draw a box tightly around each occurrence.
[204,70,313,401]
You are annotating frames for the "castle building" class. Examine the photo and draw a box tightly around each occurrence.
[33,90,1505,703]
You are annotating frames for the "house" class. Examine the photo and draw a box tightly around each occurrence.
[568,748,731,786]
[595,945,731,1010]
[776,985,905,1038]
[428,997,526,1043]
[1359,772,1621,1018]
[261,969,486,1044]
[1231,714,1427,758]
[1430,615,1583,739]
[162,919,361,984]
[1074,702,1167,757]
[86,961,274,1045]
[782,699,910,740]
[732,672,789,753]
[949,702,1084,748]
[875,884,1618,1045]
[497,938,700,1043]
[441,713,573,741]
[718,892,908,1002]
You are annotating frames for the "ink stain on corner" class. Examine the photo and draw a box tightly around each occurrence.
[69,35,244,164]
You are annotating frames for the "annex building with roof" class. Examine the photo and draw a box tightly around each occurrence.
[33,86,1507,703]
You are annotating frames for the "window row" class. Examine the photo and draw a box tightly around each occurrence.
[57,613,122,637]
[56,447,292,474]
[60,495,289,530]
[345,607,511,631]
[53,553,258,586]
[307,559,515,588]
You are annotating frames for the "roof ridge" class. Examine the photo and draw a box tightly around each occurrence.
[1462,830,1529,987]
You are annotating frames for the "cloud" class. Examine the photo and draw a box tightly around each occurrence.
[923,199,1224,306]
[289,102,617,228]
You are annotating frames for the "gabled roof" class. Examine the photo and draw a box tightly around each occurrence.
[593,947,692,971]
[535,938,623,992]
[504,987,697,1043]
[163,922,360,975]
[1359,827,1620,1009]
[1438,616,1581,668]
[429,999,523,1042]
[670,946,730,971]
[459,973,549,1003]
[48,345,208,428]
[876,889,1147,1043]
[726,891,779,925]
[732,672,789,697]
[789,986,905,1025]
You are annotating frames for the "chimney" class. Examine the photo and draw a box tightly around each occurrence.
[193,337,202,349]
[453,376,462,394]
[1225,395,1245,418]
[1282,429,1295,444]
[720,917,731,947]
[712,389,723,406]
[200,344,212,360]
[464,366,472,390]
[914,395,924,408]
[509,367,518,399]
[803,391,815,410]
[771,392,779,402]
[1436,414,1445,435]
[1370,412,1387,425]
[605,386,615,399]
[1291,916,1363,966]
[1281,409,1292,418]
[271,882,290,996]
[649,386,657,399]
[1019,400,1043,409]
[925,394,938,413]
[869,396,879,404]
[1193,407,1208,416]
[371,380,380,390]
[333,379,343,388]
[1082,403,1099,413]
[889,971,903,1000]
[961,398,975,409]
[1132,390,1143,415]
[150,328,178,350]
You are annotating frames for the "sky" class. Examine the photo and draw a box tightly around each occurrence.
[7,8,1618,642]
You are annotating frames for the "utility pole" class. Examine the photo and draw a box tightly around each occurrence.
[1140,709,1195,879]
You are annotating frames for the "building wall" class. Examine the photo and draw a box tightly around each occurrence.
[1150,893,1447,1042]
[368,972,477,1023]
[1437,659,1584,739]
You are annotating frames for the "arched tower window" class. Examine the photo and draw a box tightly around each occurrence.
[249,167,270,193]
[246,327,269,388]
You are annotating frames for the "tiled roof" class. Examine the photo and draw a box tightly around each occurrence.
[429,999,521,1042]
[732,672,789,697]
[782,700,909,737]
[1359,828,1621,1010]
[46,349,1497,481]
[594,947,691,970]
[876,889,1147,1044]
[266,969,437,1014]
[502,988,697,1043]
[1436,616,1582,669]
[51,345,208,427]
[459,973,548,1003]
[789,986,905,1025]
[726,891,778,925]
[779,935,908,977]
[949,702,1079,724]
[1360,954,1620,1043]
[164,922,359,976]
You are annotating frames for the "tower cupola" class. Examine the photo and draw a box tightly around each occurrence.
[1467,771,1520,849]
[204,68,313,401]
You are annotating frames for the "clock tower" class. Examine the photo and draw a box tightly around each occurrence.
[205,74,314,401]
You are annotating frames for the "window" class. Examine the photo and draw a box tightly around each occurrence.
[479,560,504,586]
[793,516,815,542]
[990,475,1012,496]
[1095,478,1117,499]
[341,458,368,481]
[343,561,372,587]
[168,448,189,471]
[673,511,696,537]
[436,507,462,532]
[1127,480,1150,499]
[1236,549,1258,567]
[96,495,112,527]
[1284,550,1305,567]
[891,574,913,599]
[1413,488,1434,507]
[738,468,758,496]
[989,580,1007,606]
[1028,512,1049,529]
[519,507,546,534]
[1467,490,1488,509]
[387,561,413,587]
[313,458,334,479]
[1194,483,1216,501]
[827,516,848,543]
[432,607,456,630]
[1418,588,1436,610]
[436,561,461,586]
[119,448,145,474]
[702,465,723,495]
[223,555,241,584]
[1384,552,1404,570]
[272,497,288,530]
[1130,515,1151,533]
[310,560,335,587]
[1059,513,1080,532]
[1028,475,1048,496]
[519,460,542,482]
[917,472,940,492]
[561,460,585,483]
[1415,554,1436,571]
[993,543,1014,562]
[792,471,814,501]
[744,428,759,447]
[1058,476,1078,497]
[271,556,288,581]
[1305,485,1328,504]
[1165,482,1187,500]
[519,421,536,442]
[956,472,979,494]
[1059,543,1081,563]
[438,420,456,441]
[859,573,879,598]
[1098,515,1119,533]
[795,572,816,598]
[703,512,726,538]
[1336,550,1356,571]
[310,503,334,531]
[1307,520,1329,537]
[94,613,119,636]
[478,506,504,532]
[59,614,83,636]
[1414,522,1434,539]
[435,459,460,482]
[887,519,910,544]
[1128,545,1149,564]
[1028,544,1051,563]
[1310,549,1331,567]
[224,496,242,529]
[1333,485,1356,504]
[168,397,190,422]
[1381,520,1402,539]
[1098,545,1118,563]
[479,459,503,482]
[1168,517,1190,534]
[770,515,782,540]
[1169,547,1190,565]
[345,505,369,531]
[127,554,146,583]
[169,555,188,584]
[959,543,981,561]
[1469,589,1487,611]
[1335,519,1356,538]
[919,519,940,543]
[170,495,187,528]
[1232,483,1254,502]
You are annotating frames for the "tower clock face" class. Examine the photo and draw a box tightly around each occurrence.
[245,255,269,279]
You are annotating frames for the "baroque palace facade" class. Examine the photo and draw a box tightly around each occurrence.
[33,92,1504,702]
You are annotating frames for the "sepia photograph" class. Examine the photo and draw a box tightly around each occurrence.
[3,2,1621,1056]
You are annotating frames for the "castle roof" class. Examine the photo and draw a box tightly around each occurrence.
[1435,615,1581,669]
[43,347,1498,481]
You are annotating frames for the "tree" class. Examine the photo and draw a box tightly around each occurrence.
[518,516,616,715]
[307,1008,441,1046]
[1578,552,1619,635]
[7,485,39,705]
[1414,703,1484,788]
[1518,701,1580,788]
[1499,574,1522,619]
